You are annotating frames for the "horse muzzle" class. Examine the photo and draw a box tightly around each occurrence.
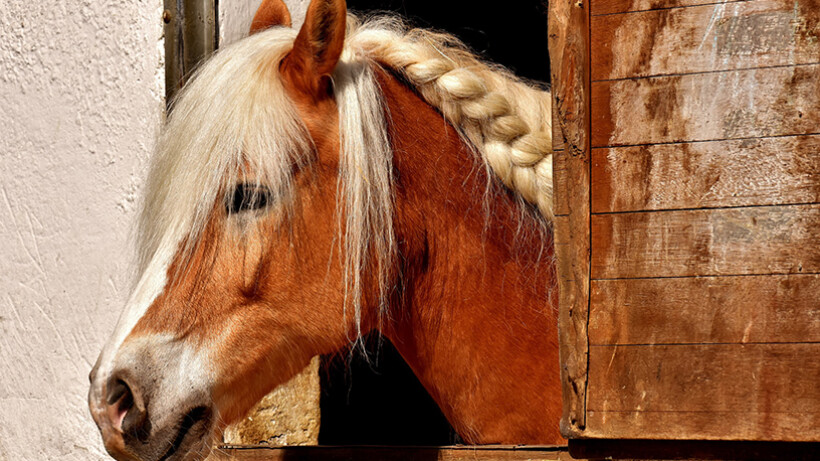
[89,336,216,461]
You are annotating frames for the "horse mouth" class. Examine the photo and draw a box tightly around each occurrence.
[157,406,211,461]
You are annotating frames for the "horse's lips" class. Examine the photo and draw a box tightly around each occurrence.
[157,406,211,461]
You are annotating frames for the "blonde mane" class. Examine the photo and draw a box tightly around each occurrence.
[136,14,552,336]
[345,16,553,218]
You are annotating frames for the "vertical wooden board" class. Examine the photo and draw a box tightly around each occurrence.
[591,0,749,16]
[549,0,590,438]
[552,98,566,152]
[554,216,573,278]
[585,343,820,441]
[553,151,569,217]
[553,212,589,437]
[591,204,820,279]
[553,106,569,217]
[592,0,820,81]
[590,135,820,213]
[591,64,820,147]
[589,275,820,345]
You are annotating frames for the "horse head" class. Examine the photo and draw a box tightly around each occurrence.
[89,0,560,458]
[88,2,379,459]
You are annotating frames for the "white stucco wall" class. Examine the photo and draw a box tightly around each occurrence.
[219,0,308,45]
[0,1,164,459]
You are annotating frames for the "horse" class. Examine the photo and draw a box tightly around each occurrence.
[88,0,559,459]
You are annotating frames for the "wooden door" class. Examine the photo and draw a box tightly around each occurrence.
[550,0,820,442]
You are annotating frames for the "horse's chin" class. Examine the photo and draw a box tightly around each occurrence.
[99,405,215,461]
[150,406,214,461]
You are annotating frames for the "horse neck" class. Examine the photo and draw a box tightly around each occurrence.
[374,70,563,445]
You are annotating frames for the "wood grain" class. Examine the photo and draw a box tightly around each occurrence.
[552,106,568,216]
[590,135,820,213]
[591,204,820,279]
[553,154,569,217]
[585,409,820,441]
[591,64,820,147]
[549,0,591,438]
[557,0,820,445]
[591,0,749,16]
[589,274,820,345]
[585,343,820,441]
[212,445,575,461]
[552,96,566,153]
[592,0,820,80]
[569,439,820,460]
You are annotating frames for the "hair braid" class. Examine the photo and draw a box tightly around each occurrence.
[347,17,554,221]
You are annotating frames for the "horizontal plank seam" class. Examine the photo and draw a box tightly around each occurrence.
[590,341,820,347]
[591,131,820,150]
[218,445,569,451]
[592,271,820,281]
[591,61,820,84]
[592,272,820,281]
[591,0,749,17]
[590,200,820,216]
[586,410,820,414]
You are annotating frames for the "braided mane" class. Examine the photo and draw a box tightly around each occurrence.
[345,15,554,220]
[331,16,554,337]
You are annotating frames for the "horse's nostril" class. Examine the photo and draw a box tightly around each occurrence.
[122,401,152,442]
[106,380,132,407]
[104,377,150,441]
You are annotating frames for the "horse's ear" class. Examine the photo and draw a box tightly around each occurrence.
[250,0,292,33]
[281,0,347,96]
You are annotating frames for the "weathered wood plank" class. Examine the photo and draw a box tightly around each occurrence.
[552,96,566,153]
[585,343,820,441]
[552,106,568,217]
[591,64,820,147]
[591,0,749,16]
[589,274,820,345]
[592,0,820,81]
[585,409,820,441]
[553,154,569,217]
[591,204,820,279]
[553,216,590,438]
[588,344,820,413]
[549,0,591,438]
[569,439,820,460]
[212,445,575,461]
[590,135,820,213]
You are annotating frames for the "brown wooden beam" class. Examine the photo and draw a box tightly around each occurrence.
[211,445,574,461]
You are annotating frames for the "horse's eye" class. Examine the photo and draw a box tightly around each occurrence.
[226,184,270,214]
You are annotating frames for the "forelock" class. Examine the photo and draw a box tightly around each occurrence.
[136,27,311,279]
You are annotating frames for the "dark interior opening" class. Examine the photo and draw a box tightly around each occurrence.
[319,334,459,445]
[318,0,551,446]
[347,0,551,83]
